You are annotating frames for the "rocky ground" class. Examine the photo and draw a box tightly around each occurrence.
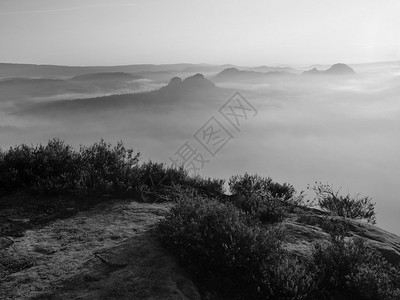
[1,194,400,300]
[0,198,200,300]
[284,207,400,267]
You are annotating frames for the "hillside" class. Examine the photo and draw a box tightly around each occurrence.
[1,140,400,299]
[1,193,400,300]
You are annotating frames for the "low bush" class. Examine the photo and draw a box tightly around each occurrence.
[158,194,400,299]
[77,140,140,197]
[0,139,226,200]
[30,139,81,195]
[268,256,317,300]
[0,139,82,194]
[156,197,288,299]
[312,233,400,299]
[0,139,141,198]
[182,175,225,197]
[308,182,376,224]
[0,143,36,192]
[229,173,272,198]
[233,194,286,224]
[228,173,305,224]
[228,173,296,201]
[138,161,225,198]
[138,161,186,187]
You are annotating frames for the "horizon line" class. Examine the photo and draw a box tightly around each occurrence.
[1,60,399,69]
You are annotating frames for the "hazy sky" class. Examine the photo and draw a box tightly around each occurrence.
[1,0,400,66]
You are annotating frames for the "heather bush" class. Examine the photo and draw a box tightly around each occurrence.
[308,182,376,224]
[312,233,400,299]
[156,197,286,299]
[349,256,400,300]
[0,139,141,198]
[138,161,225,198]
[229,173,296,201]
[0,139,227,200]
[233,194,286,224]
[229,173,272,198]
[268,256,317,300]
[183,175,225,197]
[0,139,81,194]
[77,139,140,197]
[228,173,303,224]
[138,161,185,187]
[30,139,80,195]
[157,192,400,299]
[0,144,36,192]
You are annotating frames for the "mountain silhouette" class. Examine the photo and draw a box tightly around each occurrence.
[245,65,300,73]
[214,67,293,82]
[158,73,216,94]
[16,73,225,118]
[70,72,142,82]
[303,63,356,76]
[0,72,145,103]
[325,63,356,75]
[0,63,232,79]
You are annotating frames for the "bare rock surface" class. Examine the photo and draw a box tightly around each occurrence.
[283,209,400,267]
[0,200,200,300]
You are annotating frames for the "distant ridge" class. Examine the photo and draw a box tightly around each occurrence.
[0,63,239,79]
[70,72,142,81]
[16,73,224,117]
[213,67,293,82]
[159,73,216,94]
[245,65,300,73]
[303,63,356,76]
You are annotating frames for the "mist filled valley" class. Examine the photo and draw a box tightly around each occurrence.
[1,61,399,235]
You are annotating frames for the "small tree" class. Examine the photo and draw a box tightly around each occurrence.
[309,182,376,224]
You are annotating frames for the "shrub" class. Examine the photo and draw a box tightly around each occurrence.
[349,255,400,300]
[138,161,225,199]
[228,173,296,200]
[268,181,296,201]
[78,139,140,197]
[30,139,80,195]
[182,175,225,197]
[268,256,317,300]
[156,197,285,299]
[138,161,187,187]
[233,194,286,224]
[229,173,272,198]
[312,233,400,299]
[0,139,141,198]
[0,139,226,200]
[0,144,36,192]
[308,182,376,224]
[157,194,400,300]
[228,173,303,224]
